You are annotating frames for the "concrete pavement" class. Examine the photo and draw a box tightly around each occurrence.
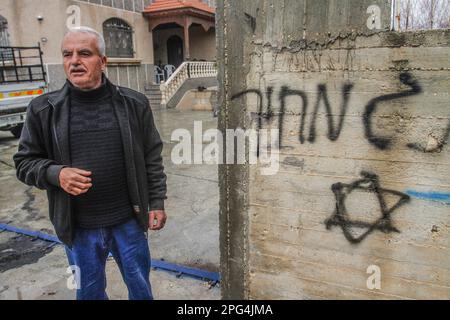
[0,109,220,300]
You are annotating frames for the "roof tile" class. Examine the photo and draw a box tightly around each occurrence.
[144,0,215,14]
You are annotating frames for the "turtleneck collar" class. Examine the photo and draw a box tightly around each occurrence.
[68,75,111,102]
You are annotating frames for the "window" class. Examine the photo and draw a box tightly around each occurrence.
[103,18,134,58]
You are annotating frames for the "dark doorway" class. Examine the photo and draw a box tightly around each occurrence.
[167,35,184,68]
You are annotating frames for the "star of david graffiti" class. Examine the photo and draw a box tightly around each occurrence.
[325,171,411,244]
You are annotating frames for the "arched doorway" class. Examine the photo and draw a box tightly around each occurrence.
[167,35,183,68]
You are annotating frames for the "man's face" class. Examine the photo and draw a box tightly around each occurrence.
[61,32,107,90]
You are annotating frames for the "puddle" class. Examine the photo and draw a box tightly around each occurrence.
[0,234,55,272]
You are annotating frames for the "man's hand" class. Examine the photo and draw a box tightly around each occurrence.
[59,168,92,196]
[149,210,167,231]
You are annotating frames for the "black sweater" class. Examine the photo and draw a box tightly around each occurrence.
[69,82,133,229]
[14,77,167,246]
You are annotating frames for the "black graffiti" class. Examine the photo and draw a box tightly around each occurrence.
[233,83,353,149]
[244,13,257,33]
[230,73,448,153]
[231,89,265,121]
[232,88,277,125]
[279,86,308,145]
[363,72,422,150]
[232,89,271,157]
[324,171,411,244]
[308,83,354,143]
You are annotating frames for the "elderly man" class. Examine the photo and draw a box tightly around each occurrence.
[13,27,167,300]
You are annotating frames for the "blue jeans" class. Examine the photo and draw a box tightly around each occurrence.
[65,218,153,300]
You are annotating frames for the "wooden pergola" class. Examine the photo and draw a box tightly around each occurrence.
[143,0,215,60]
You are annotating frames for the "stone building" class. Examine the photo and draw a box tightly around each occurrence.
[0,0,217,105]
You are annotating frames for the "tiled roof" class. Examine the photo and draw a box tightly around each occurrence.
[143,0,215,15]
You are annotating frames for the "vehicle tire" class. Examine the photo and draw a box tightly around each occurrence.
[10,124,23,139]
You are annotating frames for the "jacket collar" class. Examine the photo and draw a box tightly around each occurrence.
[48,75,121,107]
[48,81,70,107]
[48,75,124,166]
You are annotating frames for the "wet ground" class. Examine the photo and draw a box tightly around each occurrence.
[0,109,221,300]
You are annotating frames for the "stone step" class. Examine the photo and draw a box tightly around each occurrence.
[146,96,162,103]
[145,90,162,95]
[144,85,161,91]
[147,93,162,97]
[146,87,161,92]
[145,84,162,105]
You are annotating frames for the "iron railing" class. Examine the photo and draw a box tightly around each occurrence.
[0,44,46,84]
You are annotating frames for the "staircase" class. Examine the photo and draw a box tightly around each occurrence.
[160,61,217,107]
[144,62,218,109]
[144,84,163,109]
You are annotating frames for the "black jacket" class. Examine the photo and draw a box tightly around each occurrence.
[13,78,167,247]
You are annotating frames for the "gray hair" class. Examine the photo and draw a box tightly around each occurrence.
[64,26,106,56]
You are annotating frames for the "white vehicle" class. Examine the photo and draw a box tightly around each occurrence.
[0,45,47,138]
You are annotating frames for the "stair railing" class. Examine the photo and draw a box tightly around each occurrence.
[160,61,217,106]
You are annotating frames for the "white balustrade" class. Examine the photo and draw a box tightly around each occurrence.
[160,61,217,106]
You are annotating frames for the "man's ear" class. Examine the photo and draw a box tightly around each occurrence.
[101,56,107,71]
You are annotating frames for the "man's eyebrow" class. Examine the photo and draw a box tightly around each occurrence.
[62,48,94,54]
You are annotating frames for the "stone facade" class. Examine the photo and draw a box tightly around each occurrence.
[0,0,216,92]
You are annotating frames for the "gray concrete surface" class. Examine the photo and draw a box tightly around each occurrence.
[0,109,220,300]
[217,0,450,300]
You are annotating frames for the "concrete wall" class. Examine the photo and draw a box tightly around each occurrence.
[167,77,218,108]
[0,0,153,91]
[218,0,450,300]
[176,89,215,111]
[190,25,216,61]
